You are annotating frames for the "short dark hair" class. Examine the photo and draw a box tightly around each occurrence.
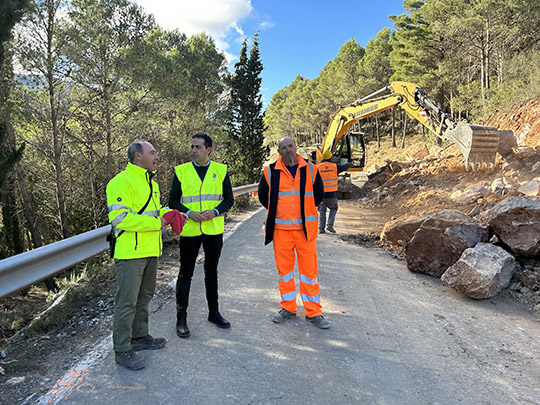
[127,139,147,162]
[192,133,212,148]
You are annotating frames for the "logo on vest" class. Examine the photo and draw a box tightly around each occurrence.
[213,173,216,181]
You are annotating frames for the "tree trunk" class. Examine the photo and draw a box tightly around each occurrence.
[485,21,490,91]
[104,86,113,182]
[5,119,42,248]
[1,178,24,256]
[46,4,69,239]
[376,115,380,149]
[391,109,396,148]
[401,114,407,149]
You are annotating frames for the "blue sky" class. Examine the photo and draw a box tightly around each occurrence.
[134,0,406,105]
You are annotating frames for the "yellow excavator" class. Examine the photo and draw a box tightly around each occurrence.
[313,81,501,170]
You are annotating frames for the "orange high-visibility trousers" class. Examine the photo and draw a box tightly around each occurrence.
[272,228,322,317]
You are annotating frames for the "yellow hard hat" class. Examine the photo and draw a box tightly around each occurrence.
[322,150,332,160]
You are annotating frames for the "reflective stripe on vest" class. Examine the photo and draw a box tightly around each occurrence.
[180,194,223,204]
[275,216,318,225]
[174,161,227,236]
[278,190,314,197]
[317,162,338,192]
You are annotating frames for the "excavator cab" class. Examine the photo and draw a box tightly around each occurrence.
[331,132,365,169]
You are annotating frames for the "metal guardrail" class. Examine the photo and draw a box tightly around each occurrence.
[0,183,259,299]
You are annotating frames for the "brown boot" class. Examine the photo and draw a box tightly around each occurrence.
[131,334,167,351]
[115,349,146,370]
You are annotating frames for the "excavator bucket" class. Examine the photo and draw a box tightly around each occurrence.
[443,122,500,169]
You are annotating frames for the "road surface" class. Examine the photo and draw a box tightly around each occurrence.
[38,207,540,404]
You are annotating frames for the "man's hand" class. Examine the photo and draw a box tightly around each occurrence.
[188,211,205,223]
[201,210,217,221]
[189,210,216,222]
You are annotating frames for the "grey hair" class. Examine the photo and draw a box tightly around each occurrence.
[127,139,147,162]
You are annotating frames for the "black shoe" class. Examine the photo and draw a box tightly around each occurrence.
[176,316,190,338]
[115,349,146,370]
[208,311,231,329]
[131,334,167,351]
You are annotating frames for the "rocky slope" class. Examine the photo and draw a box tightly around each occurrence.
[350,96,540,314]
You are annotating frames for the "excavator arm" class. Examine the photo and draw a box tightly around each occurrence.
[319,81,500,169]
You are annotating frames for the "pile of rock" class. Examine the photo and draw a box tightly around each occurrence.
[381,196,540,309]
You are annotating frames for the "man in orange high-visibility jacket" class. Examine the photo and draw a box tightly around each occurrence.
[258,137,330,329]
[316,150,352,234]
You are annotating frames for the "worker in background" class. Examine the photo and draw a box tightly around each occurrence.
[168,133,234,338]
[317,150,352,234]
[258,137,330,329]
[107,140,184,370]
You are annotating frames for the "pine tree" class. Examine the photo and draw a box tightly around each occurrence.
[225,33,269,186]
[0,0,29,258]
[0,0,28,191]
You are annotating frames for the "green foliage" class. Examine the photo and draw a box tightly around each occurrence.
[3,0,227,252]
[485,51,540,114]
[0,0,30,62]
[224,33,269,185]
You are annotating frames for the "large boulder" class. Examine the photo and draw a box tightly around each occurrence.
[481,196,540,257]
[498,130,517,157]
[380,213,432,246]
[441,243,516,299]
[406,210,489,277]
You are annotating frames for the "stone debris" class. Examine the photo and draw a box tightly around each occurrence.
[517,178,540,196]
[450,184,489,204]
[482,196,540,258]
[442,242,516,299]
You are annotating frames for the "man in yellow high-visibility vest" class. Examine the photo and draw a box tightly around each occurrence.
[168,133,234,338]
[106,140,172,370]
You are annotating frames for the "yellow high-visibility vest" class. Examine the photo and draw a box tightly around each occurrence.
[174,161,227,236]
[106,163,167,259]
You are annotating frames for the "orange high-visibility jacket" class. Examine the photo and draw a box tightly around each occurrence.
[317,162,338,193]
[260,154,324,245]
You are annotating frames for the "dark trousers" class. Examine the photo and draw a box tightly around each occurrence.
[176,234,223,315]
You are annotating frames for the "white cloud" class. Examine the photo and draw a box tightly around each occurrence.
[135,0,254,66]
[135,0,252,45]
